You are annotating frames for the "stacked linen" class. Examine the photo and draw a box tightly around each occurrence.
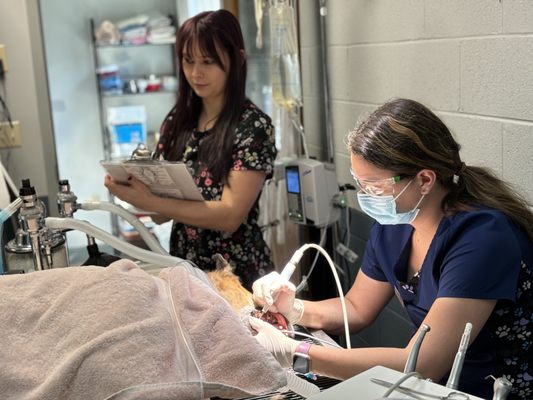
[147,13,176,44]
[96,14,176,46]
[116,14,150,45]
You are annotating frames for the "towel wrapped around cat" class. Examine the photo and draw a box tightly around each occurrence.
[0,259,287,400]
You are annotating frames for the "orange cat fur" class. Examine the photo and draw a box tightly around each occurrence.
[208,254,290,333]
[207,254,254,312]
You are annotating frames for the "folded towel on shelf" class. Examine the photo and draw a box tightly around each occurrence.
[115,14,150,31]
[121,26,148,45]
[147,35,176,45]
[147,13,173,29]
[149,25,176,37]
[147,26,176,45]
[0,259,287,399]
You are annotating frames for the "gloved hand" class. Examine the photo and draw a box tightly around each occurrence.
[249,316,300,369]
[252,271,304,325]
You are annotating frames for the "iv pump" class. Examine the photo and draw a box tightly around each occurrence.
[285,158,340,227]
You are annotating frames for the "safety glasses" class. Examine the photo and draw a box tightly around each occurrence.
[350,168,405,197]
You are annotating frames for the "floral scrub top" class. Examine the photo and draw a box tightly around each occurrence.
[362,208,533,399]
[155,100,277,290]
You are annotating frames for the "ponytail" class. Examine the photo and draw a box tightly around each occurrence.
[443,164,533,241]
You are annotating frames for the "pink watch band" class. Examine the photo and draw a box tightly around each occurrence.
[293,341,312,373]
[295,341,311,356]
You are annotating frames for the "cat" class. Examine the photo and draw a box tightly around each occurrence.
[207,254,289,332]
[207,253,255,312]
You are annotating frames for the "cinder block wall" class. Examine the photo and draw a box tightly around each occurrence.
[298,0,533,348]
[301,0,533,203]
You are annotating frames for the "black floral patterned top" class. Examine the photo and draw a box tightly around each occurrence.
[155,100,277,290]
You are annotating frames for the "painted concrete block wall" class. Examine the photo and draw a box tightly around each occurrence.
[298,0,533,349]
[319,0,533,203]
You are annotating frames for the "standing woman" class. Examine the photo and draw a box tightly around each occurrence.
[105,10,277,289]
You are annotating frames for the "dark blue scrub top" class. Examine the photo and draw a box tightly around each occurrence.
[361,208,533,399]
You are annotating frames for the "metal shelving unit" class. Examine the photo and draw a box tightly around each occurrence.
[90,18,177,241]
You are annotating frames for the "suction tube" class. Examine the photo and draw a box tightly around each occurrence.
[45,217,213,288]
[79,201,167,255]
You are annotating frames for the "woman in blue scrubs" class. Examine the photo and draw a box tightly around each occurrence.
[250,98,533,399]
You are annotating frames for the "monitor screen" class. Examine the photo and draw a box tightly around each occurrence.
[286,167,300,194]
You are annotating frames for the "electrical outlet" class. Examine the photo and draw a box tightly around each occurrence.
[336,243,359,264]
[0,120,22,148]
[0,44,7,73]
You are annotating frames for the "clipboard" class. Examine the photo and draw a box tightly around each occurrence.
[101,160,204,201]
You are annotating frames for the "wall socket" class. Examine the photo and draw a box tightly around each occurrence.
[0,121,22,148]
[0,44,7,73]
[336,243,359,264]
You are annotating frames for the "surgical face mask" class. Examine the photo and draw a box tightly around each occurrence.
[356,179,425,225]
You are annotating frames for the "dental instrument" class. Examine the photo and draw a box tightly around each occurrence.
[264,242,352,349]
[404,323,431,374]
[370,377,469,400]
[280,330,343,349]
[486,375,513,400]
[261,259,297,313]
[446,322,472,390]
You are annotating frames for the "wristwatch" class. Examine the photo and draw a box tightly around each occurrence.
[292,341,311,373]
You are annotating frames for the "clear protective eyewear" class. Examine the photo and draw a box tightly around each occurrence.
[349,168,405,197]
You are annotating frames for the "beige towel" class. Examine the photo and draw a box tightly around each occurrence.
[0,259,286,399]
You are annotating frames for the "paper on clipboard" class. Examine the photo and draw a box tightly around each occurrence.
[101,160,204,201]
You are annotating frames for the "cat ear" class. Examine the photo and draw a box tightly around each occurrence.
[212,253,231,270]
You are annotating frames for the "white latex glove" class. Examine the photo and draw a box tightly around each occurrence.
[249,316,300,369]
[252,271,304,324]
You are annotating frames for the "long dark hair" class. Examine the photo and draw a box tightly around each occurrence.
[346,98,533,241]
[159,9,247,183]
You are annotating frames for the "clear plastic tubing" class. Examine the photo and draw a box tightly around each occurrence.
[80,201,167,255]
[45,217,213,288]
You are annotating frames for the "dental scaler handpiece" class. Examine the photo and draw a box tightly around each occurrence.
[446,322,472,390]
[403,323,431,373]
[261,262,297,313]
